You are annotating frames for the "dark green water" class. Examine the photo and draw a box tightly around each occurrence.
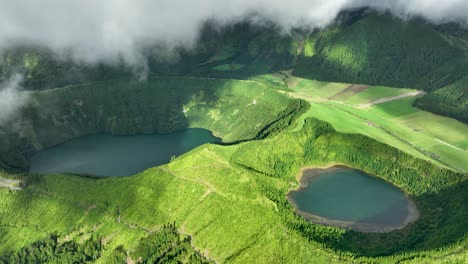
[29,128,219,177]
[288,167,418,231]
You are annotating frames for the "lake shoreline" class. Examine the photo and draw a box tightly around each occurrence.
[287,164,420,233]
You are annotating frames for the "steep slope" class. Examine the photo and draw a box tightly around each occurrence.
[0,78,302,171]
[293,14,468,91]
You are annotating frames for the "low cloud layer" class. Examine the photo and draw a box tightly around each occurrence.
[0,0,467,66]
[0,74,28,125]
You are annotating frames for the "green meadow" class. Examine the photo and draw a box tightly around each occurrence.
[283,74,468,172]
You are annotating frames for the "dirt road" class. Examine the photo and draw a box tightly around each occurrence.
[0,177,22,191]
[355,91,425,108]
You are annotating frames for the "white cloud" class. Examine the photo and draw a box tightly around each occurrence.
[0,0,466,66]
[0,74,29,125]
[1,1,466,122]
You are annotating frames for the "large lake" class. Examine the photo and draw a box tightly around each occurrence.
[29,128,220,177]
[287,166,419,232]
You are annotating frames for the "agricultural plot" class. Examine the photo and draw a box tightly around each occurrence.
[283,74,468,172]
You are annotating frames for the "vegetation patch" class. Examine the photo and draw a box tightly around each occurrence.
[0,77,298,172]
[0,223,212,264]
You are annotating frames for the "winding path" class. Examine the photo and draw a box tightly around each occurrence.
[355,91,425,108]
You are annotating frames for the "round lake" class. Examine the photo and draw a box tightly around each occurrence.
[287,166,419,232]
[29,128,220,177]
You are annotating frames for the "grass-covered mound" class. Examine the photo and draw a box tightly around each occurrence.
[0,77,305,171]
[0,117,466,263]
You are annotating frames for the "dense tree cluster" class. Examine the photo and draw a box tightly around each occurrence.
[256,99,309,140]
[131,222,212,264]
[0,234,102,264]
[0,224,212,264]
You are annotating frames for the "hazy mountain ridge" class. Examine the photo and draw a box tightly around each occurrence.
[0,12,467,123]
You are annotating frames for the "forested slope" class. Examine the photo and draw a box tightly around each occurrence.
[293,14,468,91]
[292,14,468,123]
[415,75,468,123]
[0,78,298,172]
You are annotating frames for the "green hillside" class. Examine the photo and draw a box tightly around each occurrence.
[293,14,468,91]
[0,77,303,172]
[0,118,466,263]
[291,14,468,123]
[0,11,467,263]
[276,72,468,172]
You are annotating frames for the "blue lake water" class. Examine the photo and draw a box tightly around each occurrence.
[288,166,418,232]
[29,128,219,177]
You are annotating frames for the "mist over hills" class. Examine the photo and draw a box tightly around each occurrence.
[1,0,467,64]
[0,9,467,123]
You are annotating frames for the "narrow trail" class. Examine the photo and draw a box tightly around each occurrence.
[355,91,425,108]
[435,138,466,152]
[0,177,22,191]
[160,167,222,200]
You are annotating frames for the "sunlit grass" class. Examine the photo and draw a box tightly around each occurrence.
[284,75,468,172]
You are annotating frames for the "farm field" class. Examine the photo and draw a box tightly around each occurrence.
[279,74,468,172]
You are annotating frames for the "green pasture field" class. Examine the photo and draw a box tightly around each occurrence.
[283,75,468,172]
[341,86,416,105]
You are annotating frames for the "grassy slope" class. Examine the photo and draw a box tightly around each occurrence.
[341,86,416,105]
[0,117,466,263]
[34,77,291,143]
[0,147,340,263]
[281,75,468,172]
